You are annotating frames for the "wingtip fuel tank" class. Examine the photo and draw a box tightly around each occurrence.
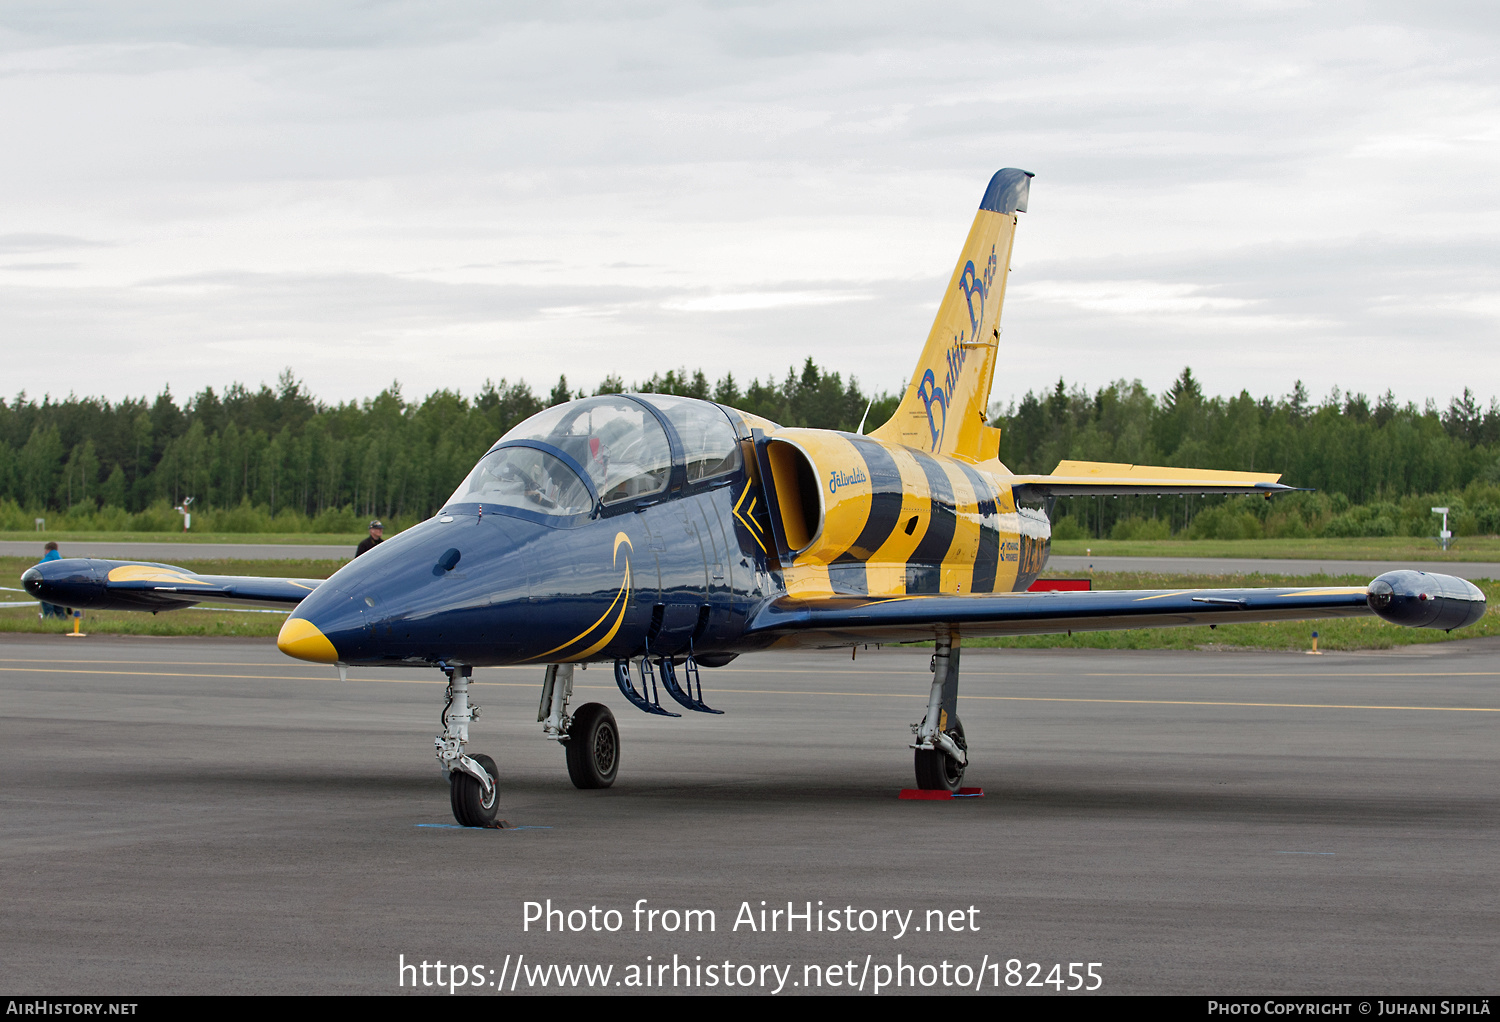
[1366,571,1487,630]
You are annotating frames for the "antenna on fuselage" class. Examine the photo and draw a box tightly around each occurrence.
[857,397,874,435]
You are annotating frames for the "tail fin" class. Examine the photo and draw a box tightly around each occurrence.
[869,168,1031,462]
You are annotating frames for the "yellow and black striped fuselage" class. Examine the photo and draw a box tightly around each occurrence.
[747,426,1050,600]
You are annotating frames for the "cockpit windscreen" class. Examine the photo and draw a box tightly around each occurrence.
[446,446,593,516]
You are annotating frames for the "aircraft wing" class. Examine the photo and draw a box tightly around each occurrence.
[22,559,322,612]
[745,571,1485,648]
[1007,460,1298,497]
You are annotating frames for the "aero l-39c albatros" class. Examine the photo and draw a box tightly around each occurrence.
[26,169,1487,827]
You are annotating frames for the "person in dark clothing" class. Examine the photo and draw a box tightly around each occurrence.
[38,542,66,619]
[355,520,384,558]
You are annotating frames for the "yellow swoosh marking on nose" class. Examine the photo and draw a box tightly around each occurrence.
[568,562,633,661]
[530,532,634,661]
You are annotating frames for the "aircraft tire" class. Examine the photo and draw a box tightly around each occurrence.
[913,717,965,792]
[566,703,619,790]
[451,753,500,827]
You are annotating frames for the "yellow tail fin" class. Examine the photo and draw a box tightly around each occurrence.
[869,168,1031,463]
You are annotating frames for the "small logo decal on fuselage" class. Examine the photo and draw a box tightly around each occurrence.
[828,465,867,494]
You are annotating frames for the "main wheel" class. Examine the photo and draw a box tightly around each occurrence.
[565,703,619,789]
[913,717,966,792]
[451,752,500,827]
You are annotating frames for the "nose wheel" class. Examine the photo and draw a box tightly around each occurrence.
[452,753,500,827]
[435,664,503,827]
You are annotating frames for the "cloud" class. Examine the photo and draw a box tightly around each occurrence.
[0,233,107,253]
[1,261,82,272]
[1015,279,1257,317]
[0,2,1494,410]
[660,289,871,313]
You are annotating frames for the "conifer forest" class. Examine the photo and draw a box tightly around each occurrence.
[2,362,1497,540]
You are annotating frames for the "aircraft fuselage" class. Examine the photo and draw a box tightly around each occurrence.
[287,405,1052,668]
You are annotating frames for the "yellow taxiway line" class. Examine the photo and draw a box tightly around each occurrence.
[2,665,1497,713]
[0,657,1497,681]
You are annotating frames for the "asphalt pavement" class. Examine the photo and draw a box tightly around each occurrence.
[1,635,1495,994]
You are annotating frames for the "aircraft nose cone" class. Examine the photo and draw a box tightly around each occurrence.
[277,616,339,663]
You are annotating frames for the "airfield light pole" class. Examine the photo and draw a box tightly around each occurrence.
[1432,507,1451,551]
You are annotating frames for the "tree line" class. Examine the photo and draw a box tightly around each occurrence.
[0,362,888,533]
[998,370,1500,540]
[1,364,1496,538]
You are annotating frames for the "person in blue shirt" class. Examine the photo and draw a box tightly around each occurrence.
[38,542,65,619]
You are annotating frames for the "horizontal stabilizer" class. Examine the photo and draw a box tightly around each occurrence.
[1010,460,1296,498]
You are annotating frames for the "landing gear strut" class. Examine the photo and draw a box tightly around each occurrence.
[538,662,619,790]
[435,664,500,826]
[911,634,967,792]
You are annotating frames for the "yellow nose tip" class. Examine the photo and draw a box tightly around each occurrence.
[277,616,339,663]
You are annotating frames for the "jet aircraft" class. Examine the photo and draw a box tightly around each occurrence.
[25,169,1487,827]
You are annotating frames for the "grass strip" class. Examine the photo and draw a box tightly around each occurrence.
[0,531,363,546]
[1051,536,1500,561]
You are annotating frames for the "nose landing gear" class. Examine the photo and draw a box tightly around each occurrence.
[435,664,501,826]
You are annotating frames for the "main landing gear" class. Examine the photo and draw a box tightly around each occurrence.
[537,663,620,790]
[911,634,968,792]
[436,664,501,827]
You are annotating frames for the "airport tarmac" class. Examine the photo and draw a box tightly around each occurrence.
[2,636,1496,995]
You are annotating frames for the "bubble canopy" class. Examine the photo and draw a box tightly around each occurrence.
[444,395,742,516]
[637,394,743,482]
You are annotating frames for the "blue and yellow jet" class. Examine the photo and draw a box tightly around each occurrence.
[25,169,1486,826]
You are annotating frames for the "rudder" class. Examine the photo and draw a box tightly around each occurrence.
[869,168,1031,463]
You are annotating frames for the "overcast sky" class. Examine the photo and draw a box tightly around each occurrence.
[1,1,1496,412]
